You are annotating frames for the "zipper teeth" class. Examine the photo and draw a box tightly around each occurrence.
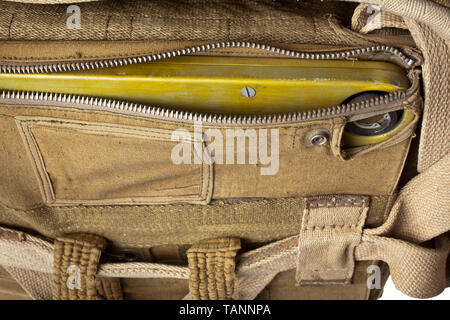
[0,41,415,74]
[0,89,406,125]
[0,42,413,124]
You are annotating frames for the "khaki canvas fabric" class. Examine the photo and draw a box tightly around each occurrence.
[0,95,418,247]
[0,0,448,300]
[0,196,395,249]
[0,76,421,213]
[0,153,448,299]
[0,0,417,65]
[0,0,383,45]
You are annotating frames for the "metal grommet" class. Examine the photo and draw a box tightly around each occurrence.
[308,129,329,146]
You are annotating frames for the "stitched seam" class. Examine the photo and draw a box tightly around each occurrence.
[15,120,55,203]
[303,224,358,231]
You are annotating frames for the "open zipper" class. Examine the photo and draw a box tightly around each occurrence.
[0,42,421,126]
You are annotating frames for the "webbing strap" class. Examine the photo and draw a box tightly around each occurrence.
[3,266,53,300]
[52,233,121,300]
[186,238,241,300]
[356,234,449,298]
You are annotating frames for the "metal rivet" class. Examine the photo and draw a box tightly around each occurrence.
[308,130,329,146]
[241,86,256,98]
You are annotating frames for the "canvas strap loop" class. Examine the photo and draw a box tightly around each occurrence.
[52,233,121,300]
[351,3,408,33]
[186,238,241,300]
[296,195,369,285]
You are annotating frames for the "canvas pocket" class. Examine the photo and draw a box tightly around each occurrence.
[14,117,213,206]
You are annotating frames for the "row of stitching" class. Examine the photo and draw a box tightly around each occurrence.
[0,194,392,212]
[303,224,359,231]
[300,280,349,285]
[5,16,344,21]
[306,197,368,208]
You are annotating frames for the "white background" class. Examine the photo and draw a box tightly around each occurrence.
[380,277,449,300]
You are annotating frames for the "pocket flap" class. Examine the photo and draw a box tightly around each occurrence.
[16,117,213,206]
